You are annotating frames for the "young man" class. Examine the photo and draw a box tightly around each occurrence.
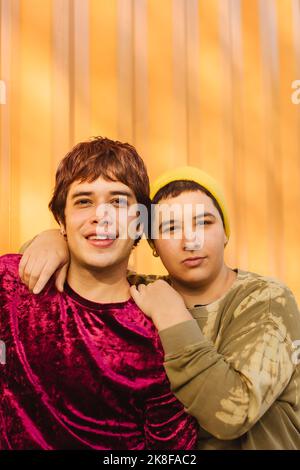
[0,139,198,450]
[19,166,300,450]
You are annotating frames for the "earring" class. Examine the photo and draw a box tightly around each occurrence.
[152,249,159,258]
[60,228,67,239]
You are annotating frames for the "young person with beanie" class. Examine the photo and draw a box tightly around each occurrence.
[131,166,300,449]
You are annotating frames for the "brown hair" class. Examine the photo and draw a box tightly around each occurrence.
[49,137,150,243]
[152,180,225,228]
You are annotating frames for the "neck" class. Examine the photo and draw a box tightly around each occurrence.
[67,259,131,304]
[171,264,237,308]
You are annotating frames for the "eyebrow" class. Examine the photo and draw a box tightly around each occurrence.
[195,212,216,220]
[71,191,93,200]
[71,190,134,200]
[159,212,216,231]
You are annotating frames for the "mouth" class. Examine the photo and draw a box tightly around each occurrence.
[182,256,207,268]
[85,233,118,248]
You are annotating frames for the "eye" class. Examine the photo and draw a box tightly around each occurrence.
[162,224,180,233]
[111,197,128,207]
[74,199,92,206]
[196,219,212,226]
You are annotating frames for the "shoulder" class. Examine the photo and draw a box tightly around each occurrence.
[0,253,21,269]
[236,270,297,305]
[231,270,300,340]
[127,270,170,286]
[0,253,56,299]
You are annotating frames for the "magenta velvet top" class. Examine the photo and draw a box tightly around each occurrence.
[0,255,198,450]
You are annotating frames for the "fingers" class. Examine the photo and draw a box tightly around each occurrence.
[19,254,59,294]
[20,255,47,291]
[18,229,70,294]
[31,260,61,294]
[137,283,146,292]
[27,258,50,293]
[18,251,31,282]
[55,264,68,292]
[129,285,139,300]
[130,284,144,303]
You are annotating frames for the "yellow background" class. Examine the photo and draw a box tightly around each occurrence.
[1,0,300,301]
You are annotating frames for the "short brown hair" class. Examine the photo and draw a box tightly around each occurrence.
[49,137,150,239]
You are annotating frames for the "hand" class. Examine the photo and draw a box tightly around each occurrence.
[130,280,192,331]
[19,229,70,294]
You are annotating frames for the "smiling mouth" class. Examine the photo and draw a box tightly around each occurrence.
[87,234,117,240]
[85,233,118,248]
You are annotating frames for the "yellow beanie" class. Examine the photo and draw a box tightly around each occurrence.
[150,166,230,239]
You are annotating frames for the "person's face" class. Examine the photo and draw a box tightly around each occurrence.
[63,176,140,271]
[153,190,227,287]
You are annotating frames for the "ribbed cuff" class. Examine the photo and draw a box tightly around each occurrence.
[159,319,206,355]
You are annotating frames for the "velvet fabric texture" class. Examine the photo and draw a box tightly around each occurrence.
[0,255,198,450]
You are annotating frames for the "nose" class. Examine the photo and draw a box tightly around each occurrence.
[90,214,112,226]
[183,226,203,251]
[90,203,116,227]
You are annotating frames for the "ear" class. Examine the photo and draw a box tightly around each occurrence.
[153,240,160,255]
[59,222,66,237]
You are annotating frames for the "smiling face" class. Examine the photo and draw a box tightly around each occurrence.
[153,190,228,288]
[63,176,139,272]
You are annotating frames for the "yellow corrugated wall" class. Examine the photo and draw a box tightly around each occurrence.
[1,0,300,301]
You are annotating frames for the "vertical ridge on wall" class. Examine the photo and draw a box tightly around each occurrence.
[18,0,53,247]
[197,0,223,182]
[90,0,118,139]
[259,0,284,278]
[219,0,237,264]
[147,0,173,178]
[117,0,134,142]
[219,0,245,268]
[229,0,247,268]
[73,0,90,144]
[133,0,148,158]
[172,0,188,166]
[52,0,71,173]
[186,0,201,167]
[0,0,12,252]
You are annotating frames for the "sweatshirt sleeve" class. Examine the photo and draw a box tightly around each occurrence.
[159,284,298,440]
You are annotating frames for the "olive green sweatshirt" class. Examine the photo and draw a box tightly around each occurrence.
[156,270,300,450]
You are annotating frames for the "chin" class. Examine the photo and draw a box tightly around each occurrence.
[177,270,209,286]
[75,253,117,270]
